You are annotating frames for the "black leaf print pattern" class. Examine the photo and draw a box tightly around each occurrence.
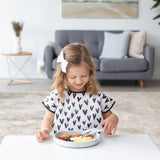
[68,106,71,110]
[97,101,101,105]
[83,109,88,115]
[67,117,70,122]
[59,119,64,124]
[46,104,50,110]
[61,101,65,106]
[92,98,96,103]
[93,113,96,120]
[65,123,69,128]
[87,123,91,128]
[75,109,79,114]
[104,105,109,110]
[72,102,75,107]
[84,100,88,105]
[77,125,81,130]
[51,104,57,108]
[71,113,74,118]
[90,105,94,111]
[77,116,81,122]
[57,98,60,103]
[79,104,82,110]
[73,120,76,126]
[59,109,63,114]
[97,117,102,123]
[77,97,81,102]
[57,125,61,130]
[105,98,109,103]
[87,115,91,121]
[96,108,99,114]
[56,113,59,120]
[102,94,107,99]
[94,124,98,128]
[66,98,70,104]
[64,111,67,116]
[73,92,76,98]
[82,121,86,125]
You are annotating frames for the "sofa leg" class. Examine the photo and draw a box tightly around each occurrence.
[139,80,144,88]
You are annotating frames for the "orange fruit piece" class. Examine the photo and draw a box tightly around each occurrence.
[75,134,80,137]
[86,135,94,139]
[58,134,72,139]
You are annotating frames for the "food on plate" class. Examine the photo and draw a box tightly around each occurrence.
[58,134,94,142]
[58,134,72,139]
[86,135,94,139]
[71,136,93,142]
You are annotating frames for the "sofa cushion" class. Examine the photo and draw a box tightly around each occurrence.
[52,57,100,71]
[128,30,147,59]
[100,31,130,59]
[100,58,147,72]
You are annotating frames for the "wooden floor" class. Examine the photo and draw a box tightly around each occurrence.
[0,79,160,93]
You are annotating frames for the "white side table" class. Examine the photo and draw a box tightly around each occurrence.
[2,52,32,85]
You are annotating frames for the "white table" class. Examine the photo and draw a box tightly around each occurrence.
[0,134,160,160]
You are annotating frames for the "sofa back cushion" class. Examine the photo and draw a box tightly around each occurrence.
[100,31,130,59]
[55,30,123,58]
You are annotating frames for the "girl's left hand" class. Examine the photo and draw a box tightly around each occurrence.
[100,113,119,135]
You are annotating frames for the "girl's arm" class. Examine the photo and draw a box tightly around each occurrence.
[41,110,55,132]
[36,110,54,142]
[100,110,119,135]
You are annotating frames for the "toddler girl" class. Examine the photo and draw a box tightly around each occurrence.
[36,42,119,142]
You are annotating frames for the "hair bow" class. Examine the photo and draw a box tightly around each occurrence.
[57,50,68,73]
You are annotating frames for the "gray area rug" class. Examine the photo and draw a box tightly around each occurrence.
[0,92,160,150]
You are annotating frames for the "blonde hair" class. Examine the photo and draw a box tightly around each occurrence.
[52,42,99,99]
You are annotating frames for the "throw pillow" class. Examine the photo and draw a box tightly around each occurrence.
[128,30,147,59]
[99,31,130,59]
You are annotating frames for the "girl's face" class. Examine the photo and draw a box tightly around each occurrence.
[66,62,90,92]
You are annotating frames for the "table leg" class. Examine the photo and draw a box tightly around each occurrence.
[6,56,32,85]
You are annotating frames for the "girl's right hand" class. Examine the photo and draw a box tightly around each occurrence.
[36,129,50,142]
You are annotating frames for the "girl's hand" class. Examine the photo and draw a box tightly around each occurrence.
[36,129,50,142]
[100,113,119,135]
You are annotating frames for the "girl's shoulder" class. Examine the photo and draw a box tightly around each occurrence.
[97,90,106,96]
[49,89,59,97]
[96,91,111,99]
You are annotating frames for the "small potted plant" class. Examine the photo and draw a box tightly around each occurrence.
[151,0,160,25]
[11,21,24,53]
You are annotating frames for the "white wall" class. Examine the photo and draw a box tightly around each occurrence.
[0,0,160,79]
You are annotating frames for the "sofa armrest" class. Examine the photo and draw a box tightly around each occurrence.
[44,45,57,79]
[144,45,155,79]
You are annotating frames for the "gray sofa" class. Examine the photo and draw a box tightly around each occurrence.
[44,30,155,88]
